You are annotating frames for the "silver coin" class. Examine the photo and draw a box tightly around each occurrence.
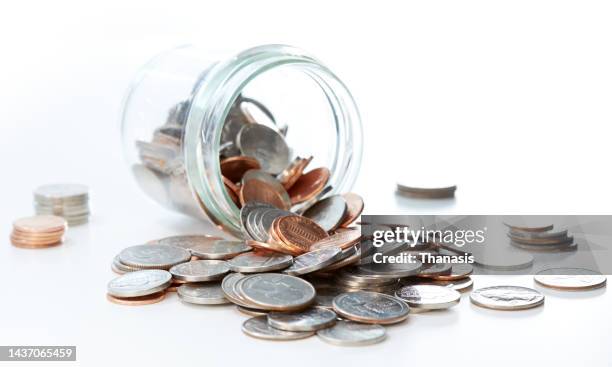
[190,240,252,260]
[242,316,314,340]
[509,229,568,240]
[221,273,250,307]
[112,255,140,273]
[240,202,275,240]
[302,195,348,232]
[169,260,229,282]
[534,268,607,291]
[155,235,222,252]
[401,277,474,293]
[256,207,295,242]
[34,183,89,203]
[268,307,337,331]
[336,268,401,285]
[417,262,453,277]
[473,250,533,271]
[321,245,361,272]
[395,285,461,310]
[332,291,410,324]
[238,273,316,311]
[283,247,343,276]
[177,283,230,305]
[246,208,270,242]
[119,244,191,270]
[470,286,544,310]
[356,260,423,279]
[317,321,386,346]
[236,305,269,317]
[107,269,171,298]
[227,252,293,273]
[237,124,290,175]
[510,240,577,252]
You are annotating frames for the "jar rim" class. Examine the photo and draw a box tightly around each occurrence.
[183,44,363,236]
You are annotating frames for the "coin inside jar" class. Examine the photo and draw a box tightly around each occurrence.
[220,156,261,182]
[302,195,348,232]
[288,167,330,205]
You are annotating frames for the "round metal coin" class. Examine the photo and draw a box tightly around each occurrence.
[395,285,461,310]
[169,260,229,282]
[227,252,293,273]
[239,273,316,311]
[177,283,230,305]
[107,269,172,298]
[332,291,410,324]
[303,195,348,232]
[119,244,191,270]
[317,321,386,346]
[267,307,337,331]
[237,124,290,175]
[470,286,544,310]
[242,316,314,340]
[283,247,343,276]
[534,268,607,291]
[190,240,252,260]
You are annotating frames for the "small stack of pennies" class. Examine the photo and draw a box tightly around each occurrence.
[10,215,67,249]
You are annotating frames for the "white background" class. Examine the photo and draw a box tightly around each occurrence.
[1,1,611,366]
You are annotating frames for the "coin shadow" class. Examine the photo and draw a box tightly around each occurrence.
[533,284,607,299]
[394,192,456,211]
[469,302,544,318]
[395,307,460,327]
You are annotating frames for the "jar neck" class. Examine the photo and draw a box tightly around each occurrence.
[184,44,362,236]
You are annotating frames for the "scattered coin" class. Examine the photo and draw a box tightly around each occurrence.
[470,286,544,310]
[220,156,261,182]
[119,244,191,270]
[272,215,328,253]
[288,167,331,204]
[177,283,230,305]
[473,250,533,271]
[227,252,293,273]
[221,273,250,307]
[283,247,343,276]
[107,269,172,298]
[106,292,166,306]
[428,264,473,281]
[242,316,314,340]
[303,195,348,232]
[169,260,229,282]
[534,268,607,291]
[339,193,364,227]
[238,273,316,311]
[395,285,461,310]
[190,240,252,260]
[333,291,410,324]
[503,223,554,233]
[310,229,362,251]
[268,307,337,331]
[317,321,386,346]
[417,263,453,278]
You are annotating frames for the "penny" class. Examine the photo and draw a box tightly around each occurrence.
[239,179,291,210]
[238,273,315,311]
[119,244,191,270]
[169,260,229,282]
[13,215,67,233]
[220,156,261,182]
[333,291,409,324]
[237,124,290,175]
[395,285,461,310]
[223,177,241,206]
[155,235,224,252]
[9,234,62,246]
[288,167,330,205]
[107,269,172,298]
[268,307,337,331]
[246,239,294,255]
[242,170,292,207]
[279,156,313,190]
[242,316,314,340]
[190,240,252,260]
[310,229,362,251]
[10,238,62,249]
[534,268,607,291]
[470,286,544,310]
[11,228,65,239]
[227,252,293,273]
[317,321,386,346]
[274,215,328,253]
[106,292,166,306]
[283,247,343,276]
[303,195,347,232]
[339,193,364,227]
[428,264,473,281]
[177,283,230,305]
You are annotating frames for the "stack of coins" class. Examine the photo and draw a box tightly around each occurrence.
[34,184,90,225]
[396,183,457,199]
[10,215,67,249]
[505,223,576,252]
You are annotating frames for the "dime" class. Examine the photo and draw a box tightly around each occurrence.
[534,268,607,291]
[283,247,343,276]
[288,167,330,205]
[357,260,423,279]
[107,269,172,297]
[310,229,362,251]
[155,235,224,252]
[427,264,473,281]
[169,260,229,282]
[106,292,166,306]
[470,286,544,310]
[333,291,410,324]
[242,316,314,340]
[339,193,364,227]
[238,273,316,311]
[220,156,261,182]
[13,215,67,233]
[237,124,290,175]
[303,195,348,232]
[227,252,293,273]
[240,179,291,210]
[274,215,328,253]
[268,307,337,331]
[395,285,461,310]
[317,321,386,346]
[190,240,252,260]
[119,244,191,270]
[177,283,230,305]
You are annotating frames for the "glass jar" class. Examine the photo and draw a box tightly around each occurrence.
[120,44,362,236]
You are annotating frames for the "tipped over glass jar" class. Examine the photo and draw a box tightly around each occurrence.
[120,44,363,237]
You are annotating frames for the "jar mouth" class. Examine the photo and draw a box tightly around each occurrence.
[184,44,363,236]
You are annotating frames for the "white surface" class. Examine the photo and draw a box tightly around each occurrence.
[1,1,611,366]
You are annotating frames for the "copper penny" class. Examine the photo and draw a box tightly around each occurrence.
[268,223,303,255]
[239,180,290,210]
[10,234,63,245]
[106,292,166,306]
[274,216,328,253]
[246,239,296,255]
[340,193,364,227]
[11,230,64,241]
[220,156,261,182]
[310,229,362,251]
[279,156,313,190]
[223,176,241,207]
[288,168,330,205]
[13,215,67,233]
[10,237,62,249]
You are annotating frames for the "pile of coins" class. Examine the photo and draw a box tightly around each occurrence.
[10,215,67,249]
[34,184,90,225]
[396,183,457,199]
[505,223,576,252]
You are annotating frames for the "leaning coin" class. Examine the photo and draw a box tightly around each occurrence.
[470,286,544,310]
[221,273,250,307]
[190,240,252,260]
[339,193,364,227]
[227,252,293,273]
[240,202,275,240]
[169,260,229,282]
[107,269,172,298]
[332,291,410,324]
[242,316,314,341]
[310,229,362,251]
[239,273,316,311]
[288,167,331,205]
[268,307,337,331]
[303,195,348,232]
[119,244,191,270]
[395,285,461,310]
[317,321,386,346]
[534,268,607,291]
[177,283,230,305]
[237,124,290,175]
[283,247,343,276]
